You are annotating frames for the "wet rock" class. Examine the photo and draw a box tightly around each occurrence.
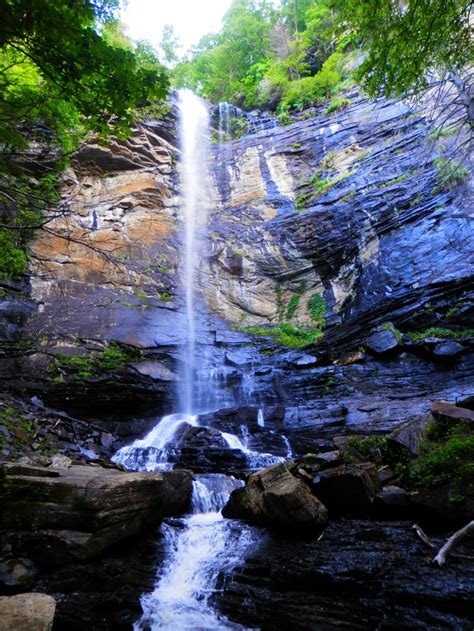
[100,432,115,450]
[0,593,56,631]
[50,454,72,469]
[0,464,192,564]
[410,481,474,523]
[432,340,465,359]
[374,486,413,519]
[223,462,328,530]
[0,558,37,592]
[388,415,430,456]
[431,400,474,425]
[365,329,400,356]
[311,462,380,515]
[215,520,474,630]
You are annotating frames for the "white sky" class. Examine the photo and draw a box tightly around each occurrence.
[121,0,234,56]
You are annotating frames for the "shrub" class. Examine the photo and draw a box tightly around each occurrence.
[286,295,300,320]
[49,342,142,381]
[409,435,474,487]
[307,293,327,325]
[325,96,350,114]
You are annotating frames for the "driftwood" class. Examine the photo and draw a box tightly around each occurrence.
[412,521,474,566]
[432,521,474,567]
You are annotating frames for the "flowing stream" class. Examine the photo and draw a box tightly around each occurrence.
[113,90,281,629]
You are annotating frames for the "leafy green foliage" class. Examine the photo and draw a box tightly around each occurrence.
[407,327,474,341]
[49,342,142,381]
[410,435,474,487]
[240,323,324,349]
[307,293,327,325]
[285,295,300,320]
[324,95,350,114]
[0,2,169,279]
[330,0,473,98]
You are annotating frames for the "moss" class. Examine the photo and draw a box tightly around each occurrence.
[159,292,172,302]
[429,125,458,141]
[49,342,142,381]
[0,405,36,448]
[407,327,474,341]
[135,290,148,299]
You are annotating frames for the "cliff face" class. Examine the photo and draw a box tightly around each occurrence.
[1,90,473,451]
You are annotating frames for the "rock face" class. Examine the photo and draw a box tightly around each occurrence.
[223,462,328,530]
[0,593,56,631]
[213,520,474,630]
[0,463,192,564]
[311,462,380,515]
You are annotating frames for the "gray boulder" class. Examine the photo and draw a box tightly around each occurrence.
[223,462,327,530]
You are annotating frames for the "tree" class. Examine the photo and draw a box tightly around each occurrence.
[330,0,474,130]
[159,24,181,67]
[0,0,169,278]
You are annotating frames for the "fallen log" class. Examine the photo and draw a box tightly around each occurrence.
[432,520,474,567]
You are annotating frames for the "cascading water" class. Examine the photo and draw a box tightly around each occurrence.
[134,475,258,631]
[113,89,285,629]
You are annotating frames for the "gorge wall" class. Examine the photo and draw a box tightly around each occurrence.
[1,89,473,457]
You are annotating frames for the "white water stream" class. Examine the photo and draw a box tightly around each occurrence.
[113,91,282,629]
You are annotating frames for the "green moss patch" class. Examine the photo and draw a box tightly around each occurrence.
[49,342,142,381]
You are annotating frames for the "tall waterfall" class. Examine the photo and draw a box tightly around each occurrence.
[178,89,210,414]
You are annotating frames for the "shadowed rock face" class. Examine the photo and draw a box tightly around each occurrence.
[213,520,474,630]
[0,463,192,564]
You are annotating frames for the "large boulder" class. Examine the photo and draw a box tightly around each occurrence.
[431,401,474,425]
[222,462,327,530]
[311,462,380,515]
[388,415,430,456]
[0,593,56,631]
[365,329,400,356]
[0,463,192,564]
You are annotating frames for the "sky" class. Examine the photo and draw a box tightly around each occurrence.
[120,0,234,56]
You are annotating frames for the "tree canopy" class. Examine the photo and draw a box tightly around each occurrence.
[0,0,169,278]
[171,0,473,118]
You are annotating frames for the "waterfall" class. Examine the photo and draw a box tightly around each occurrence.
[112,90,288,630]
[178,89,210,414]
[134,475,259,631]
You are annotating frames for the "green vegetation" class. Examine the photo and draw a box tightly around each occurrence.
[240,323,323,349]
[381,322,402,342]
[434,157,469,188]
[286,295,300,320]
[307,293,327,325]
[410,435,474,488]
[49,342,142,381]
[348,436,412,473]
[0,1,169,280]
[407,327,474,341]
[159,292,172,302]
[429,125,459,141]
[331,0,473,102]
[0,405,36,448]
[325,95,350,114]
